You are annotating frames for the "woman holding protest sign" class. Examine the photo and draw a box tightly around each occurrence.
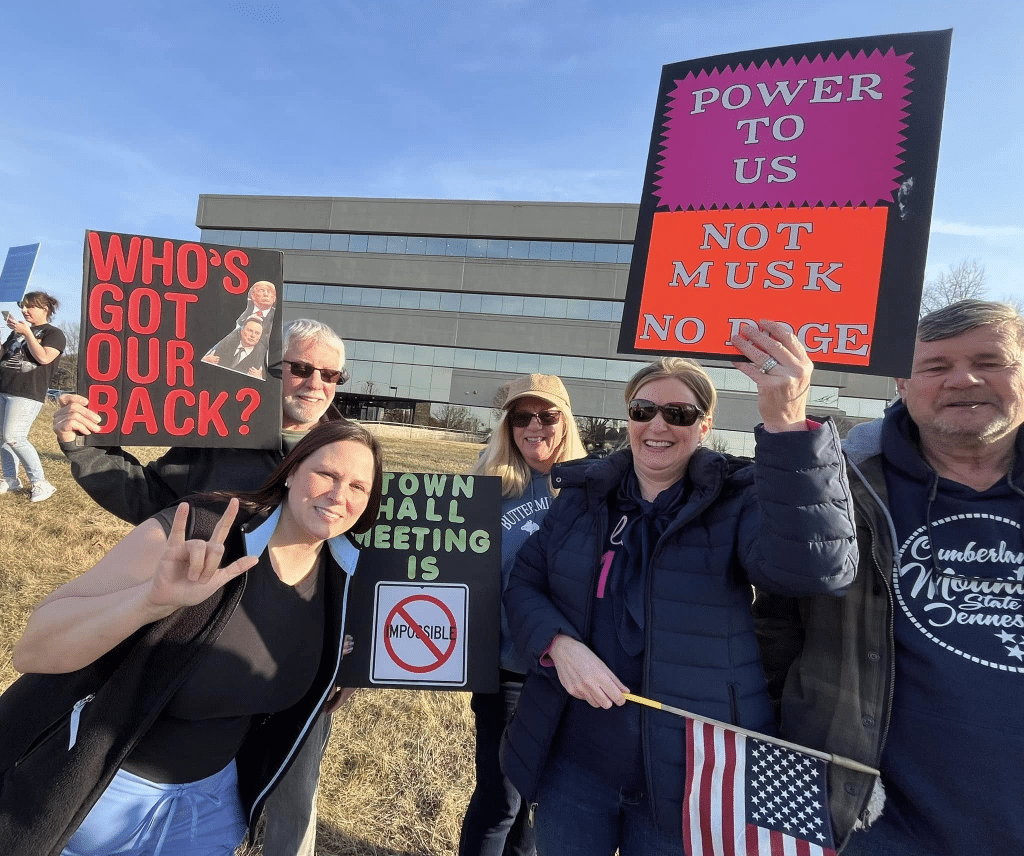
[458,374,586,856]
[0,420,382,856]
[500,322,858,855]
[0,290,66,502]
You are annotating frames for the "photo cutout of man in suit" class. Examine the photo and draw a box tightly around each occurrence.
[202,317,267,380]
[235,281,276,347]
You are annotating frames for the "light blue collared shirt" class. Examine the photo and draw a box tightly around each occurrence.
[242,504,361,575]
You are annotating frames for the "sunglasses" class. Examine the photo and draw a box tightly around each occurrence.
[509,409,562,428]
[627,399,704,427]
[270,360,349,385]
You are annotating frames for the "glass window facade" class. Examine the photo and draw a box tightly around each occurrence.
[838,396,887,419]
[284,282,624,323]
[342,340,834,405]
[201,229,633,266]
[199,200,892,434]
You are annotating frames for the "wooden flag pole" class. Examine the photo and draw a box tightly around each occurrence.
[624,692,880,776]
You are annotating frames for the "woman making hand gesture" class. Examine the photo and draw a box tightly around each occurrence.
[1,421,383,856]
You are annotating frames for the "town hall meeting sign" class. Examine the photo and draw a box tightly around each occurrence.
[619,30,952,376]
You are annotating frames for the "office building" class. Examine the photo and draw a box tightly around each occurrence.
[197,195,895,453]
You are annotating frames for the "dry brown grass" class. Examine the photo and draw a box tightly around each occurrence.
[0,409,483,855]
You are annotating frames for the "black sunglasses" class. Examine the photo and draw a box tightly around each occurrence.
[627,399,704,427]
[269,360,349,385]
[509,409,562,428]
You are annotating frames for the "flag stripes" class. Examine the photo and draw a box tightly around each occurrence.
[683,719,836,856]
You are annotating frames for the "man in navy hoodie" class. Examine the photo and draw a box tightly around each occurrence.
[758,299,1024,854]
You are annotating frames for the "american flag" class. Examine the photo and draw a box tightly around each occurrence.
[683,719,837,856]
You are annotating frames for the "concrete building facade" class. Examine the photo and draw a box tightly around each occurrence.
[196,195,896,453]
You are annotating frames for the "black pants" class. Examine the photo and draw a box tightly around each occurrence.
[458,674,536,856]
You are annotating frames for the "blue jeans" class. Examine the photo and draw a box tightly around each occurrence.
[459,677,536,856]
[61,760,247,856]
[0,393,45,485]
[533,752,678,856]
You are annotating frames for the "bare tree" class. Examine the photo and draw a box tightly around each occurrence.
[490,383,510,422]
[919,258,987,316]
[997,292,1024,314]
[59,321,80,354]
[431,404,475,431]
[50,321,81,391]
[576,415,613,449]
[705,432,732,454]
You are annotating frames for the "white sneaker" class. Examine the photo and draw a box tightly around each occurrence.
[0,480,22,494]
[30,481,55,503]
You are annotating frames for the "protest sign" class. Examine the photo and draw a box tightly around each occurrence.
[0,244,41,304]
[79,231,283,447]
[618,30,952,376]
[336,472,501,693]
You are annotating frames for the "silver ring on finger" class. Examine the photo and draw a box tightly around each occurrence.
[759,357,779,374]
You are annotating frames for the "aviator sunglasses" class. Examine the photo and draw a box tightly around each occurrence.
[508,409,562,428]
[269,360,350,385]
[627,399,704,427]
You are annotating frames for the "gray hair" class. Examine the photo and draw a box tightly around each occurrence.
[283,319,346,370]
[623,357,717,422]
[918,300,1024,347]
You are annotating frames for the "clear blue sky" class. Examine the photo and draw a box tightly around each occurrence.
[1,0,1020,325]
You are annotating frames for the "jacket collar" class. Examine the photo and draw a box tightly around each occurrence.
[553,446,739,510]
[243,504,361,575]
[844,399,1024,486]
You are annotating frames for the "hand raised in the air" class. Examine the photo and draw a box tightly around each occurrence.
[145,499,258,615]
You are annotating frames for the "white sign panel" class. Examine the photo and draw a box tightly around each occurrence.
[370,581,469,686]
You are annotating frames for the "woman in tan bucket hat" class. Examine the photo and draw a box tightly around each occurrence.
[459,374,585,856]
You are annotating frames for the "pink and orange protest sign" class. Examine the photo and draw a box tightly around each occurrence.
[619,30,952,376]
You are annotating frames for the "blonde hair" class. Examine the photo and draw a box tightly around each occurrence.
[624,357,717,428]
[471,377,586,498]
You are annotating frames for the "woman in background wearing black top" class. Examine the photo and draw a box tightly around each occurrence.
[3,421,382,856]
[0,290,65,502]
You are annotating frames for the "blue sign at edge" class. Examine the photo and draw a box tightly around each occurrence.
[0,243,41,303]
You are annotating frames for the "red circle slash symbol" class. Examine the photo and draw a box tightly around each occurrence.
[383,594,458,673]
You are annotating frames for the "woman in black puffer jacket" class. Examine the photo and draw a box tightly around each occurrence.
[500,321,858,856]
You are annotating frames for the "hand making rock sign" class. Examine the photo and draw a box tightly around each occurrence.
[3,421,384,856]
[146,499,258,614]
[12,499,258,676]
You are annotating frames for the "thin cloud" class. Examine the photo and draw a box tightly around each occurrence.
[931,219,1024,239]
[369,158,637,204]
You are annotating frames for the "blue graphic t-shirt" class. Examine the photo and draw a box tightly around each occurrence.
[878,415,1024,852]
[499,469,552,674]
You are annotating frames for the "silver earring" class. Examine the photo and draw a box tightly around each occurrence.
[285,481,291,488]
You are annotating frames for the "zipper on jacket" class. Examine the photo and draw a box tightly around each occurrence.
[861,476,898,767]
[638,475,720,817]
[68,693,95,749]
[640,526,657,817]
[249,570,353,823]
[528,802,537,827]
[857,546,897,829]
[876,555,896,762]
[850,457,898,826]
